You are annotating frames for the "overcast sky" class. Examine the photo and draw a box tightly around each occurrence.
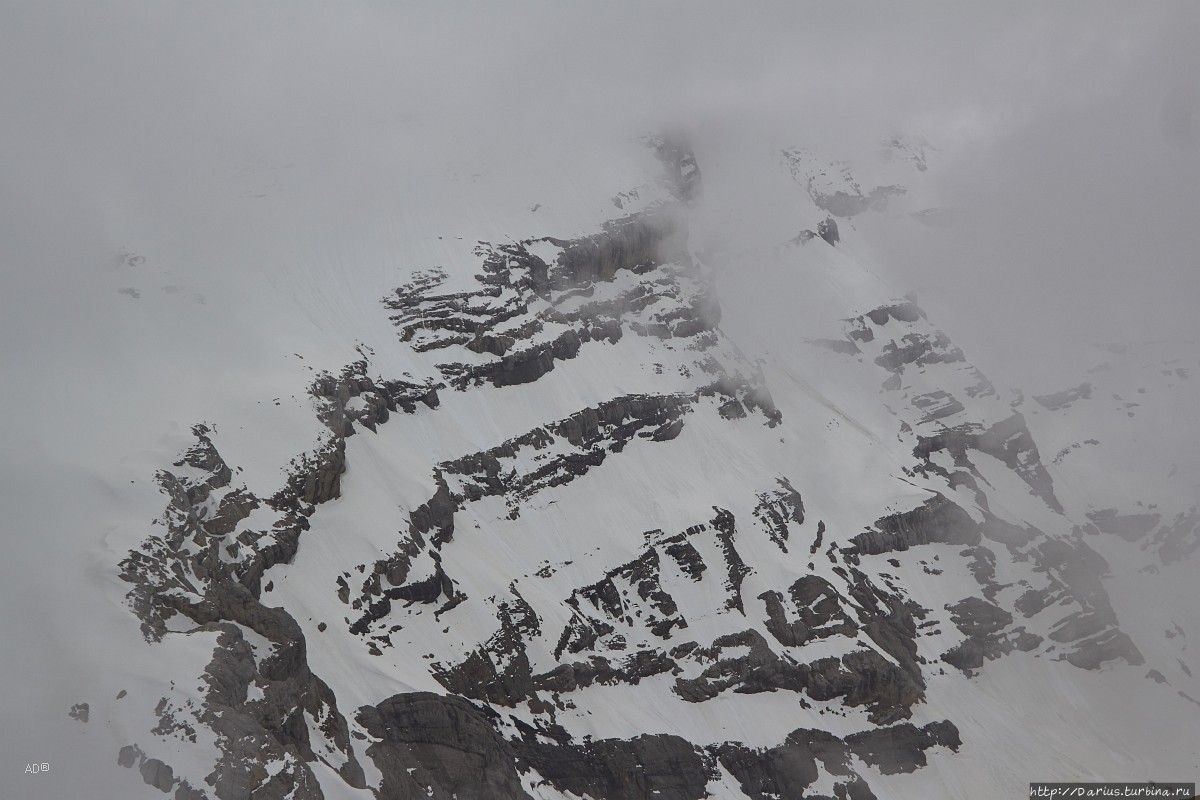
[3,1,1198,394]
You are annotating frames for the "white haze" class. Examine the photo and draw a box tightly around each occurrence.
[1,1,1198,796]
[3,2,1197,389]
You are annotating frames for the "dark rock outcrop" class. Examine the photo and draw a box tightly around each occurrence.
[516,733,713,800]
[548,211,687,286]
[1033,382,1092,411]
[845,720,961,775]
[849,495,980,556]
[938,596,1022,674]
[813,185,906,218]
[359,691,717,800]
[120,426,368,797]
[874,331,966,375]
[753,478,805,552]
[913,413,1062,513]
[714,728,848,799]
[674,629,922,724]
[818,217,840,245]
[359,693,529,800]
[1087,508,1161,542]
[311,359,441,435]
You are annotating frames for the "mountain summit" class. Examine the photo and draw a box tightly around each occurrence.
[87,138,1198,798]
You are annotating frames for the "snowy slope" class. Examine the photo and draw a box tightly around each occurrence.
[3,131,1197,800]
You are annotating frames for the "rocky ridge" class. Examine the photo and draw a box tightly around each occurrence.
[112,139,1190,799]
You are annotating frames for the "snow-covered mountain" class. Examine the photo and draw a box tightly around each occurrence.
[5,131,1198,800]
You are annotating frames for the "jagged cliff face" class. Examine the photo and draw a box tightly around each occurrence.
[64,136,1199,799]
